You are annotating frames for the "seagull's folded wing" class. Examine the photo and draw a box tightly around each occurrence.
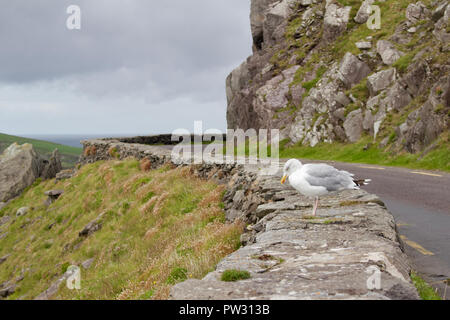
[303,164,354,192]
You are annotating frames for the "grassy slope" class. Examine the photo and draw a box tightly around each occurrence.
[0,133,82,168]
[0,160,243,300]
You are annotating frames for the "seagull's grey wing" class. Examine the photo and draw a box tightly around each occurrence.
[303,164,354,192]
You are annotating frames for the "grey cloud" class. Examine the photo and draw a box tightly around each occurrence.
[0,0,252,134]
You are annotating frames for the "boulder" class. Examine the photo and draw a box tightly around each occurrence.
[323,2,351,43]
[0,215,11,226]
[253,66,299,128]
[402,80,449,153]
[250,0,279,50]
[355,41,372,49]
[354,0,375,24]
[81,258,95,270]
[433,4,450,44]
[384,83,412,111]
[43,190,64,206]
[299,0,313,6]
[79,214,103,237]
[444,76,450,108]
[376,40,404,65]
[367,68,397,96]
[338,53,372,88]
[226,61,250,106]
[40,149,62,180]
[405,2,430,24]
[0,143,41,202]
[0,143,63,203]
[16,207,30,217]
[344,109,364,142]
[432,2,448,22]
[263,0,298,46]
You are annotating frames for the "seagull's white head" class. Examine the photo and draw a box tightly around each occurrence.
[281,159,302,184]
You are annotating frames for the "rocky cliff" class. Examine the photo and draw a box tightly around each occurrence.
[226,0,449,153]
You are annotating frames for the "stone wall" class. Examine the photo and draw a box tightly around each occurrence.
[98,134,227,146]
[79,138,419,300]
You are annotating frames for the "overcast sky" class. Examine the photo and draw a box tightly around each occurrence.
[0,0,252,135]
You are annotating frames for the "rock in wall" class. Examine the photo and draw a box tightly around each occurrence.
[0,143,63,202]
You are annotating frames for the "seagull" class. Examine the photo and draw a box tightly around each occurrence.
[280,159,371,216]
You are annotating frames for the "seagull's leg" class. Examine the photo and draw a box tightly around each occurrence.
[312,196,319,216]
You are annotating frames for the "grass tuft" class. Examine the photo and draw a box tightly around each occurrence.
[411,272,442,300]
[221,270,251,282]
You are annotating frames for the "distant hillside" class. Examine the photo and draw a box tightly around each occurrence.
[0,133,82,168]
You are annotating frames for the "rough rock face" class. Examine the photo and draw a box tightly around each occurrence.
[323,1,351,43]
[0,143,62,202]
[354,0,374,24]
[376,40,404,65]
[0,144,42,202]
[226,0,449,156]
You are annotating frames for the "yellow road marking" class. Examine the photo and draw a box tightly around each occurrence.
[411,171,442,177]
[400,235,434,256]
[359,166,386,170]
[396,222,411,227]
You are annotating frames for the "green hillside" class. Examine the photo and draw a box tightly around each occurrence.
[0,160,243,300]
[0,133,82,168]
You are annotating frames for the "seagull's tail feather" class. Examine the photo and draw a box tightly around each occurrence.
[353,179,371,187]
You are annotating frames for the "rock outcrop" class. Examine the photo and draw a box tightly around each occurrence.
[0,143,63,202]
[0,143,42,202]
[322,1,351,43]
[226,0,449,155]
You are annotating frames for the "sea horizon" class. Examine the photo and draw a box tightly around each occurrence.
[18,133,155,148]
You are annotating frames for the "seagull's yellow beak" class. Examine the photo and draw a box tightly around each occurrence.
[281,175,287,185]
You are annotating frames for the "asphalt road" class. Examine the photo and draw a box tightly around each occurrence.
[306,159,450,299]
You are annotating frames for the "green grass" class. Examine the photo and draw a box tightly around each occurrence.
[0,160,244,300]
[0,133,82,168]
[221,269,251,282]
[411,272,442,300]
[280,134,450,172]
[301,65,328,94]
